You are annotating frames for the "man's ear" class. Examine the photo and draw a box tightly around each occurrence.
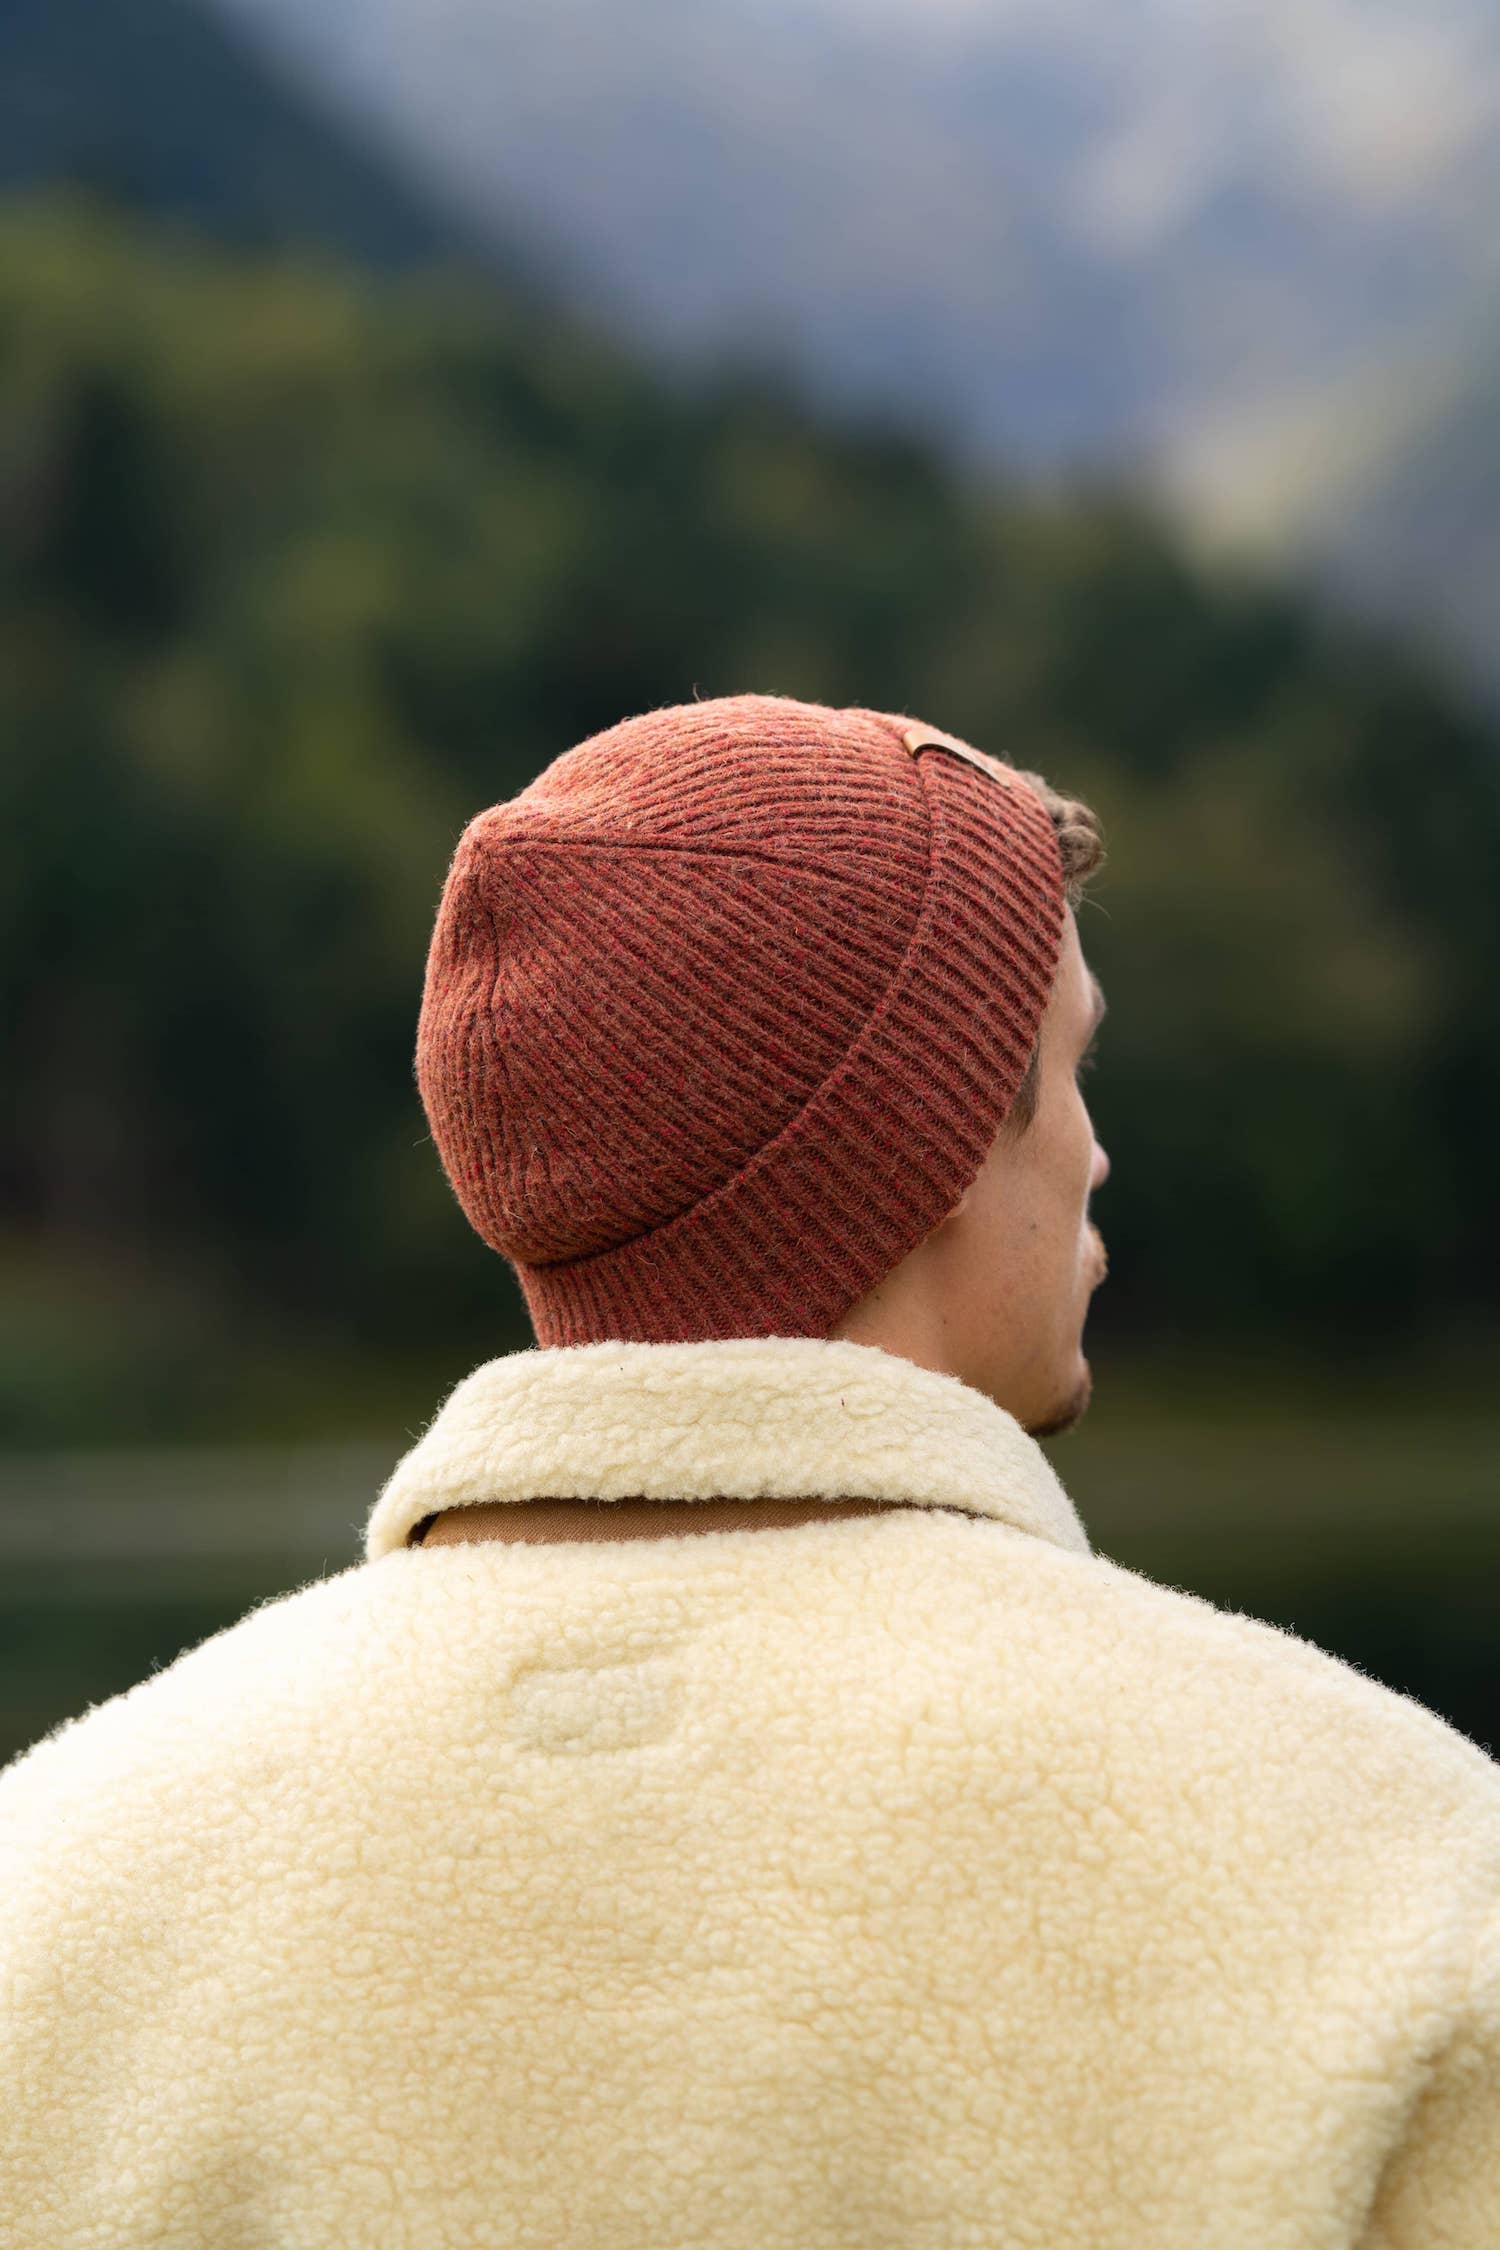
[939,1182,974,1228]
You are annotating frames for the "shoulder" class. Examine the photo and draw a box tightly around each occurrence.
[1096,1535,1492,1762]
[1058,1537,1500,1856]
[904,1514,1500,1844]
[0,1560,393,1874]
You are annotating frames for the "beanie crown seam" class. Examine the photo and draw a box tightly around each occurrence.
[466,834,919,880]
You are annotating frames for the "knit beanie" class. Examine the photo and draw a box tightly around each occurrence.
[416,692,1066,1346]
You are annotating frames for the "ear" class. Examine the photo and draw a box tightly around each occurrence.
[940,1182,974,1228]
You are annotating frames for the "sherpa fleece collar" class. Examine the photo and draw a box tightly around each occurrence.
[365,1336,1093,1562]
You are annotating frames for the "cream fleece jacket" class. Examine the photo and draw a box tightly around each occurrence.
[2,1336,1497,2249]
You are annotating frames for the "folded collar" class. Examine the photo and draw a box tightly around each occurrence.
[364,1336,1093,1562]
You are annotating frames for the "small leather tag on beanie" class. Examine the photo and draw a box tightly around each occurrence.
[901,726,1014,789]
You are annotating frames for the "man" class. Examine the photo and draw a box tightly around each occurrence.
[2,693,1496,2246]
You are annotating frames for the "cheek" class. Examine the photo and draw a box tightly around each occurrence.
[1059,1088,1098,1216]
[1056,1076,1090,1160]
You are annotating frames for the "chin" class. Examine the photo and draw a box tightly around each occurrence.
[1024,1353,1093,1440]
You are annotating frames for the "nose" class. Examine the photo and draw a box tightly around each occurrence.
[1090,1137,1111,1192]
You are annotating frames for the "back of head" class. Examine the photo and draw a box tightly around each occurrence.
[416,692,1068,1344]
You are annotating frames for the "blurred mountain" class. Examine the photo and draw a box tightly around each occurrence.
[14,0,1496,706]
[203,0,1500,709]
[1160,307,1500,712]
[214,0,1500,480]
[0,0,543,288]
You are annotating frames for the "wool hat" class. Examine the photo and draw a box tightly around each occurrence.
[416,692,1066,1346]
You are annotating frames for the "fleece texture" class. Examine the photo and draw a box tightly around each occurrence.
[2,1335,1498,2249]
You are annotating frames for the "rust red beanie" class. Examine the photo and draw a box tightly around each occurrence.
[416,692,1066,1345]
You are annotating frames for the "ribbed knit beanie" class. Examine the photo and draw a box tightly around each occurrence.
[416,693,1066,1346]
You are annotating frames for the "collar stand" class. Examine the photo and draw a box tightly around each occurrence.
[365,1335,1093,1563]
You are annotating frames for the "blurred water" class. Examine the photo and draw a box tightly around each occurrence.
[0,1440,389,1567]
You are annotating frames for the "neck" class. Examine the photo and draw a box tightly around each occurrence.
[414,1493,950,1548]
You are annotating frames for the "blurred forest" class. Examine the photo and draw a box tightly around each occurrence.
[4,192,1500,1452]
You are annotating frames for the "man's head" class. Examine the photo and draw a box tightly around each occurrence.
[415,693,1107,1417]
